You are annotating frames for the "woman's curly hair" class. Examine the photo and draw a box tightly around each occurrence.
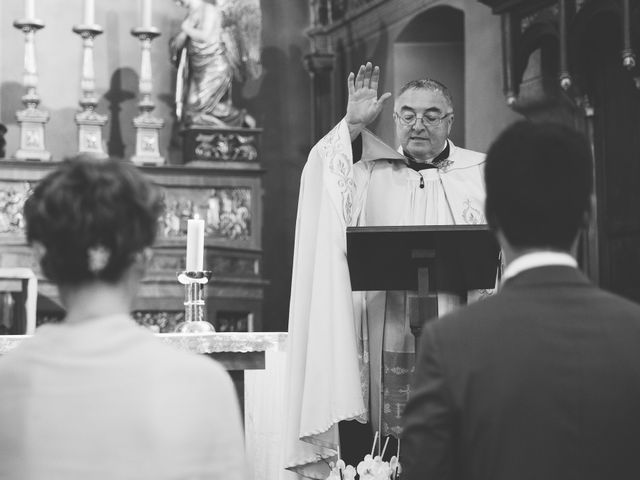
[23,156,164,285]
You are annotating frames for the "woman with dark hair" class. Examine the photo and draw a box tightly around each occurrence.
[0,157,246,479]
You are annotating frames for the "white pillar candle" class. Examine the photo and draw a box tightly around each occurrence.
[25,0,35,19]
[141,0,152,28]
[84,0,95,25]
[186,217,205,271]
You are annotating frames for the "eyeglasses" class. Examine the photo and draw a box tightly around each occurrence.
[394,111,453,128]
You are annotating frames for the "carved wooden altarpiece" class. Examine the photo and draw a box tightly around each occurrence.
[0,159,266,333]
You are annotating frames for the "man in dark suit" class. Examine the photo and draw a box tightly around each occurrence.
[401,121,640,480]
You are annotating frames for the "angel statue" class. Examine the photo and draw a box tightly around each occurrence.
[170,0,262,128]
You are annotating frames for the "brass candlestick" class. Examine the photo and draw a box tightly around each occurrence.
[130,26,164,165]
[13,17,51,161]
[174,271,215,333]
[72,23,108,156]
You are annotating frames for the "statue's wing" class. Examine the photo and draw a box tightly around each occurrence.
[220,0,262,81]
[222,27,243,80]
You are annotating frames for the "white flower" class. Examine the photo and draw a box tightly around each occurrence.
[357,454,375,480]
[327,459,355,480]
[372,456,392,480]
[389,455,401,476]
[343,465,356,480]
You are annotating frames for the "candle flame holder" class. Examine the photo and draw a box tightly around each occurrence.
[174,270,216,333]
[130,26,164,165]
[13,18,51,161]
[72,23,108,156]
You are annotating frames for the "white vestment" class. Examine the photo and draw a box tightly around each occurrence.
[284,119,486,478]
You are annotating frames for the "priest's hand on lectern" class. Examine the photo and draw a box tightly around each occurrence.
[345,62,392,141]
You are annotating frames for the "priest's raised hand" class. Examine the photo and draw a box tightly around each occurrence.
[346,62,392,140]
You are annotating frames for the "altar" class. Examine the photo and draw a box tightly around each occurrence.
[157,331,286,417]
[0,331,291,480]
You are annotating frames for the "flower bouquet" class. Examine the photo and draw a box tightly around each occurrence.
[327,432,401,480]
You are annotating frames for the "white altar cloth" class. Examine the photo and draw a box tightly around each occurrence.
[0,331,287,356]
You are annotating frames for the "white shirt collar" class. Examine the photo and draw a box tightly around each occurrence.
[502,251,578,282]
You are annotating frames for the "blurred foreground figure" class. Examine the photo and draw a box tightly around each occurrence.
[402,121,640,480]
[0,157,246,480]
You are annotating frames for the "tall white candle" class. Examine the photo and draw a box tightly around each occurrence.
[186,217,205,271]
[25,0,35,19]
[84,0,95,25]
[141,0,152,28]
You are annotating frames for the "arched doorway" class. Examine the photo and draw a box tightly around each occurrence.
[393,6,465,145]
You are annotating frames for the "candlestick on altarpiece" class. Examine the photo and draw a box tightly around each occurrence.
[72,23,108,157]
[13,17,51,161]
[130,26,165,166]
[174,271,216,333]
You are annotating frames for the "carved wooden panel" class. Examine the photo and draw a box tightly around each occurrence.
[141,164,264,251]
[0,181,33,238]
[0,160,266,331]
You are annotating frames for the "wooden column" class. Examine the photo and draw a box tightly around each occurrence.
[303,51,335,143]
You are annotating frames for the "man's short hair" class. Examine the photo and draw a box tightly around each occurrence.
[484,121,593,251]
[396,79,453,111]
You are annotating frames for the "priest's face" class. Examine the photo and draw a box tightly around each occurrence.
[394,88,454,161]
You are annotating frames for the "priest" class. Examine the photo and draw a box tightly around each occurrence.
[284,62,487,477]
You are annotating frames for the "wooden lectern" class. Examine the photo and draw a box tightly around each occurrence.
[347,225,500,347]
